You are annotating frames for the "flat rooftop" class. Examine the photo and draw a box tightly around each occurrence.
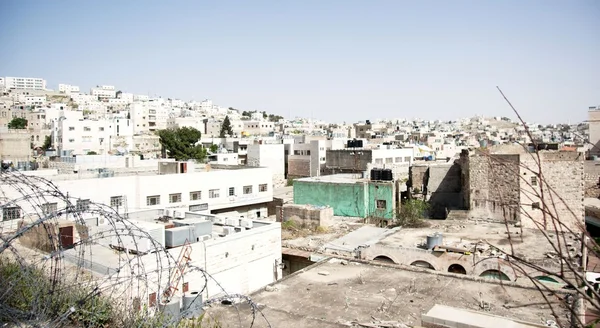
[207,259,569,327]
[295,174,368,184]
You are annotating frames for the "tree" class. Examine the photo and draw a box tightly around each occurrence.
[262,111,267,119]
[209,144,219,153]
[157,127,207,161]
[219,116,233,138]
[42,136,52,151]
[126,112,131,120]
[8,117,27,129]
[87,151,98,155]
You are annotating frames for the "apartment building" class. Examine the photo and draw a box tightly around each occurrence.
[247,143,285,187]
[0,127,32,163]
[90,85,117,99]
[58,117,133,156]
[0,78,5,90]
[58,84,80,94]
[243,121,275,136]
[18,95,46,106]
[589,106,600,157]
[3,77,46,90]
[326,146,414,176]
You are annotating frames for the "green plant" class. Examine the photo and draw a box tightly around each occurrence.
[87,151,98,155]
[286,178,295,186]
[281,220,297,231]
[209,144,219,153]
[157,127,207,161]
[396,199,430,228]
[8,117,27,129]
[42,135,52,150]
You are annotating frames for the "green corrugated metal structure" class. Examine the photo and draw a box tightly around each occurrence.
[293,176,396,219]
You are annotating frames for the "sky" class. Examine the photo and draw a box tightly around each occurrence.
[0,1,598,124]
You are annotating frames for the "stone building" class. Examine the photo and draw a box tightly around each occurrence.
[461,148,584,231]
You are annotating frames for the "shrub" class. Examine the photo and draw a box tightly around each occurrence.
[396,199,430,228]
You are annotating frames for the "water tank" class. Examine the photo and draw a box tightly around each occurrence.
[370,169,382,181]
[181,291,204,318]
[426,233,443,250]
[347,140,355,148]
[158,297,181,321]
[381,169,393,181]
[355,140,363,148]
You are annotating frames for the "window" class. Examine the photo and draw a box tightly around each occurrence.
[395,157,402,163]
[386,158,393,164]
[376,200,387,209]
[169,193,182,203]
[146,195,160,206]
[532,202,540,210]
[259,184,268,192]
[375,158,383,164]
[83,127,91,131]
[3,207,21,221]
[110,196,123,207]
[209,189,220,198]
[404,156,411,162]
[190,191,201,201]
[531,176,537,186]
[228,187,235,196]
[42,202,58,215]
[99,127,104,131]
[320,157,326,161]
[68,139,75,143]
[68,126,75,131]
[76,199,90,211]
[243,185,253,194]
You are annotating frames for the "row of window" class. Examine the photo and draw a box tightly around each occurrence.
[374,156,411,165]
[144,184,268,206]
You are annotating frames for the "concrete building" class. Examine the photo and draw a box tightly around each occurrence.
[326,147,413,177]
[58,117,134,156]
[4,77,46,90]
[589,106,600,157]
[0,127,32,164]
[15,164,274,219]
[462,148,584,231]
[293,174,397,221]
[286,138,333,179]
[247,143,285,187]
[58,84,80,94]
[90,85,117,99]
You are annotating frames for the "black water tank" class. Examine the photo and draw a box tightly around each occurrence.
[370,169,382,181]
[382,169,393,181]
[347,140,355,148]
[355,139,363,148]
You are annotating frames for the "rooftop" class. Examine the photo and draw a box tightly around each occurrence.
[295,174,368,184]
[207,258,569,327]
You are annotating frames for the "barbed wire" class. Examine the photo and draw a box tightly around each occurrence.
[0,170,270,328]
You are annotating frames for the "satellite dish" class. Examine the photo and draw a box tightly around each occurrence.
[116,147,127,155]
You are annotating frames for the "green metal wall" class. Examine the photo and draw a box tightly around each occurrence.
[367,182,395,219]
[293,180,395,219]
[293,181,366,217]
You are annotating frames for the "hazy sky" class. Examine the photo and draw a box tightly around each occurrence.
[0,1,598,123]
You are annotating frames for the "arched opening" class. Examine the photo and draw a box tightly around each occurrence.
[373,256,395,264]
[535,276,560,284]
[479,269,510,281]
[410,260,435,270]
[448,264,466,274]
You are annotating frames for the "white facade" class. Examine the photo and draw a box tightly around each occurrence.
[58,84,80,94]
[371,148,414,166]
[18,95,46,106]
[247,144,285,187]
[4,76,46,90]
[118,92,135,103]
[134,94,149,102]
[0,78,5,90]
[90,88,117,99]
[130,102,149,134]
[58,117,134,155]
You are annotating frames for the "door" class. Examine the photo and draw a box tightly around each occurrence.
[59,226,74,249]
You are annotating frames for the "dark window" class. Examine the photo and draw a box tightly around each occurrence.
[376,200,386,209]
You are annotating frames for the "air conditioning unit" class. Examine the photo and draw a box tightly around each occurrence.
[213,216,225,225]
[173,210,184,219]
[164,209,172,217]
[239,219,253,229]
[225,218,238,227]
[223,226,236,235]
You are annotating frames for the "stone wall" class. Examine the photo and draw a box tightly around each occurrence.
[276,204,334,228]
[520,152,584,231]
[287,157,311,178]
[466,153,521,222]
[584,161,600,198]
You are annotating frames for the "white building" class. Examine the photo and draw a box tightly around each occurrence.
[90,85,117,99]
[58,117,134,155]
[58,84,80,94]
[247,143,285,187]
[18,95,46,106]
[118,92,135,103]
[134,94,149,102]
[0,77,5,90]
[4,76,46,90]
